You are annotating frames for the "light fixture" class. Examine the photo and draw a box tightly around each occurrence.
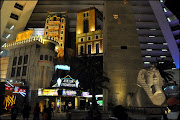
[146,49,152,51]
[147,43,154,45]
[149,36,155,38]
[144,62,150,64]
[10,25,14,30]
[162,49,167,52]
[6,34,11,39]
[145,56,151,58]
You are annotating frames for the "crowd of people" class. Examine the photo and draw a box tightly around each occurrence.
[10,102,53,120]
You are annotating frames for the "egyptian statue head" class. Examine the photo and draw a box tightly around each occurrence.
[137,65,166,106]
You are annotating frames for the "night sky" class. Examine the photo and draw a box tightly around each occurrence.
[165,0,180,20]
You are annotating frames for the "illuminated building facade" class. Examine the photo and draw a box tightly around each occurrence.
[4,30,55,90]
[1,0,37,57]
[76,7,103,56]
[44,12,68,59]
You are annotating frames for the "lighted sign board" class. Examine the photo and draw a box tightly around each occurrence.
[38,89,58,96]
[5,81,26,97]
[97,100,103,106]
[53,75,79,88]
[82,92,90,97]
[55,65,70,71]
[62,90,77,96]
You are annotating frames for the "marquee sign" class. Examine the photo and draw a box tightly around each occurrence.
[5,81,26,97]
[38,89,58,96]
[53,75,79,88]
[62,89,77,96]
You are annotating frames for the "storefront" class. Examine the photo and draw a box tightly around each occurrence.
[37,75,88,112]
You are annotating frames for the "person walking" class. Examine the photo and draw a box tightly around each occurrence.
[42,105,48,120]
[33,102,40,120]
[22,102,31,120]
[47,103,53,120]
[11,104,18,120]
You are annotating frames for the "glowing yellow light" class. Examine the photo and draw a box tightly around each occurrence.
[4,95,16,110]
[91,28,95,32]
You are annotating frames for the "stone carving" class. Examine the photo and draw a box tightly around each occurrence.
[127,65,166,107]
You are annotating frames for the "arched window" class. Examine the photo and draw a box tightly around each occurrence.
[49,56,52,61]
[18,56,22,65]
[53,17,57,21]
[40,55,43,60]
[13,57,17,66]
[45,55,48,60]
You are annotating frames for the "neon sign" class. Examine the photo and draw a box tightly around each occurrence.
[62,90,77,96]
[38,89,58,96]
[53,75,79,88]
[3,95,16,110]
[5,81,26,97]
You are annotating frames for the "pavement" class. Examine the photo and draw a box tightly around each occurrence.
[0,112,66,120]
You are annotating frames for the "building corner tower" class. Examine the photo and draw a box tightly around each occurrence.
[103,1,143,107]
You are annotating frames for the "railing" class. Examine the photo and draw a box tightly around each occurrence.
[4,36,44,48]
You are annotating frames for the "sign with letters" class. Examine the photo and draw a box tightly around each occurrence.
[53,75,79,88]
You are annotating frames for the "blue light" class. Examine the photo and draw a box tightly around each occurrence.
[55,65,70,71]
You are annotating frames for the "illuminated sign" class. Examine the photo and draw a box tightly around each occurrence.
[38,89,58,96]
[53,75,79,88]
[55,65,70,71]
[4,95,16,110]
[62,90,77,96]
[82,92,90,97]
[5,81,26,97]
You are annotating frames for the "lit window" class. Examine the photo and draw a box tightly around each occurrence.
[160,56,166,58]
[146,49,152,51]
[167,18,171,22]
[147,43,154,45]
[172,68,176,70]
[159,62,164,64]
[149,36,155,38]
[6,34,11,39]
[144,62,150,64]
[10,25,15,30]
[162,49,167,52]
[163,43,167,45]
[145,56,151,58]
[163,8,167,12]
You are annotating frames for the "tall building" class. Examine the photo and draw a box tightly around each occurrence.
[1,0,37,57]
[133,0,179,69]
[103,0,180,106]
[76,7,103,56]
[44,12,68,58]
[4,30,55,90]
[103,1,143,106]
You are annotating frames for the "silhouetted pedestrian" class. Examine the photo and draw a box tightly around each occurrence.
[42,105,48,120]
[22,102,31,120]
[11,104,18,120]
[47,103,53,120]
[33,103,40,120]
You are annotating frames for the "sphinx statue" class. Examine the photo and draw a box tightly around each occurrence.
[127,65,166,107]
